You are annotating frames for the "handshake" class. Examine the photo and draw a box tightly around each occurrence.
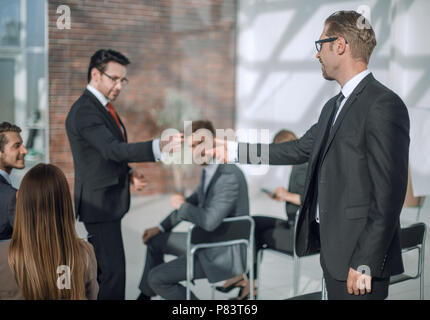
[158,132,230,165]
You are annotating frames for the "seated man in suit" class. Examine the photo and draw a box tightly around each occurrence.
[137,120,250,300]
[217,129,308,300]
[0,122,28,240]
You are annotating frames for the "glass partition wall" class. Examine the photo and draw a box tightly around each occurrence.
[0,0,48,187]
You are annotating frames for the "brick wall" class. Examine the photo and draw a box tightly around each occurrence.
[48,0,236,195]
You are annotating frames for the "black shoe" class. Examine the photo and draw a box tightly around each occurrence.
[215,279,244,293]
[136,292,151,300]
[229,286,257,300]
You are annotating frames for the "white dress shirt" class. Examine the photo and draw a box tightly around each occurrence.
[0,169,11,185]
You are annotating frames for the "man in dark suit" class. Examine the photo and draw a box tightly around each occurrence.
[137,120,249,300]
[213,11,410,300]
[0,122,27,240]
[66,49,181,300]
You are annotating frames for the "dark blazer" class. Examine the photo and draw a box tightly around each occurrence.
[285,163,308,224]
[160,164,250,283]
[66,89,155,223]
[239,73,410,281]
[0,175,16,240]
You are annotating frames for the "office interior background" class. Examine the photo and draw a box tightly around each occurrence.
[1,0,430,299]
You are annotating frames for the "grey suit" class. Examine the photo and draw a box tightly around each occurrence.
[139,164,249,300]
[0,175,16,240]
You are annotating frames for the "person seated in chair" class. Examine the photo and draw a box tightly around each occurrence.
[217,130,308,300]
[136,120,250,300]
[0,122,28,241]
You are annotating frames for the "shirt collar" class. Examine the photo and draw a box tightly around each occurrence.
[203,163,219,177]
[0,169,11,185]
[341,69,371,99]
[86,84,109,108]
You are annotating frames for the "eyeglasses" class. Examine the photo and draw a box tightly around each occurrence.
[101,71,129,87]
[315,37,347,52]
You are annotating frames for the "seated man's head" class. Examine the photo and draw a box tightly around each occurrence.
[273,129,297,144]
[0,122,28,174]
[185,120,215,166]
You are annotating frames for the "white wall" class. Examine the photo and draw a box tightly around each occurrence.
[236,0,430,197]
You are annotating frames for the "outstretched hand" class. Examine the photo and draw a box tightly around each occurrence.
[159,133,184,154]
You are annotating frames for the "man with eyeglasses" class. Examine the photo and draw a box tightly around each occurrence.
[66,49,182,300]
[211,11,410,300]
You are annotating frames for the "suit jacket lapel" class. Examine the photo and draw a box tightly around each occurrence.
[201,165,222,206]
[0,175,9,185]
[308,97,338,173]
[321,73,374,160]
[117,114,128,142]
[83,89,126,142]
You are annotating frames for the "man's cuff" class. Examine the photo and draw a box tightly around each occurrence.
[152,139,161,161]
[157,224,165,233]
[227,141,239,163]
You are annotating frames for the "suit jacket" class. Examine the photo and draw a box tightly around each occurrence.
[239,73,410,281]
[285,163,308,225]
[66,89,156,223]
[0,175,16,240]
[160,164,250,283]
[0,239,99,300]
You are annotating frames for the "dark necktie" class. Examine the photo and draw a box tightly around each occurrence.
[330,92,345,128]
[199,169,207,201]
[311,92,345,220]
[106,102,126,141]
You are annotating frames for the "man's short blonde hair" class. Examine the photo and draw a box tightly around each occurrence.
[325,11,377,64]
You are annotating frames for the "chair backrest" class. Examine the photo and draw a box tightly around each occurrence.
[399,222,427,250]
[189,216,254,245]
[403,165,425,209]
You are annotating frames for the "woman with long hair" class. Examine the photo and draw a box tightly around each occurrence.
[0,163,98,299]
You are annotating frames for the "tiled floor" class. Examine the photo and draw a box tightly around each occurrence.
[75,185,430,300]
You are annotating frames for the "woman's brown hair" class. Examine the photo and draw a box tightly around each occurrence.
[8,163,94,299]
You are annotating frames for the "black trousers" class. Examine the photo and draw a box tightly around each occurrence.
[138,231,208,300]
[313,221,390,300]
[252,216,294,279]
[84,219,126,300]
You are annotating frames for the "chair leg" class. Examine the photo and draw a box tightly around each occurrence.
[293,255,300,297]
[211,284,215,300]
[249,247,254,300]
[321,277,327,300]
[256,250,263,300]
[186,253,194,300]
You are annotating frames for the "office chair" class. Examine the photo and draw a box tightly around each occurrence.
[256,210,327,300]
[186,216,255,300]
[390,222,427,300]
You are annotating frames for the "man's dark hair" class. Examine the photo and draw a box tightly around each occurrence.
[0,122,22,152]
[273,129,297,144]
[87,49,130,83]
[187,120,216,136]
